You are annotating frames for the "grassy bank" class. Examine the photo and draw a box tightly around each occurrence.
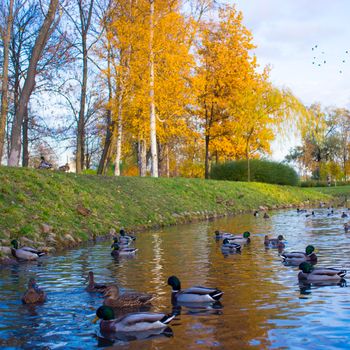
[308,185,350,198]
[0,167,333,254]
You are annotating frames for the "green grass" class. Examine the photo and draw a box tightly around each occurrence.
[308,185,350,197]
[0,166,333,249]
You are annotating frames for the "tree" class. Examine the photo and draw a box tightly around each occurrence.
[8,0,60,166]
[0,0,14,162]
[194,5,257,178]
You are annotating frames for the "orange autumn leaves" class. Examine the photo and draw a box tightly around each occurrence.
[99,2,304,178]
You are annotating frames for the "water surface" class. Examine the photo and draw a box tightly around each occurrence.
[1,208,350,349]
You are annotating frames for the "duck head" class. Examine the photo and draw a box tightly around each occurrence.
[277,235,284,241]
[28,278,37,288]
[111,242,120,250]
[214,230,220,236]
[120,229,125,237]
[305,245,315,256]
[243,231,250,238]
[103,286,120,298]
[11,239,19,249]
[94,306,115,322]
[222,238,230,244]
[167,276,181,291]
[299,262,314,273]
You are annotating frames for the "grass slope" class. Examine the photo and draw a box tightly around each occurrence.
[309,185,350,198]
[0,167,332,250]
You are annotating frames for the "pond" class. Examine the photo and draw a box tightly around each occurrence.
[1,207,350,349]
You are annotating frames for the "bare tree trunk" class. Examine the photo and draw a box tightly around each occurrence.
[97,41,114,175]
[76,35,87,173]
[0,0,14,162]
[204,134,210,179]
[76,0,94,173]
[138,138,147,177]
[149,0,158,177]
[114,89,123,176]
[246,127,254,182]
[22,108,29,167]
[165,144,170,177]
[8,0,59,166]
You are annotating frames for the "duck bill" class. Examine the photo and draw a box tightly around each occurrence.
[92,316,99,324]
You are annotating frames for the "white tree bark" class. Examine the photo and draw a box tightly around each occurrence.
[114,89,123,176]
[0,0,14,162]
[149,0,158,177]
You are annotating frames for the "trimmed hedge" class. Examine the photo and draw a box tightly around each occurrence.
[210,159,299,186]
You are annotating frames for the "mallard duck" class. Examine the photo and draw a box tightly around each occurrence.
[103,285,153,308]
[305,211,315,217]
[253,210,259,217]
[86,271,111,293]
[344,223,349,232]
[22,278,46,304]
[119,229,136,242]
[11,239,45,261]
[281,245,317,265]
[264,235,285,248]
[221,238,241,252]
[111,237,130,248]
[94,306,175,332]
[263,212,270,219]
[167,275,223,303]
[298,262,346,282]
[341,212,348,218]
[214,230,234,239]
[227,231,251,244]
[111,242,138,257]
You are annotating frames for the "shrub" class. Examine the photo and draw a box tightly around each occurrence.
[210,159,299,186]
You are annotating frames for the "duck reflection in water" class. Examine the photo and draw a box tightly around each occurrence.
[96,326,173,345]
[171,300,223,316]
[299,279,347,296]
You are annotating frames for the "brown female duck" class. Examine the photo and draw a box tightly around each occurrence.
[22,278,46,304]
[103,285,154,308]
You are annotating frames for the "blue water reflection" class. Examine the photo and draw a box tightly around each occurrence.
[1,207,350,349]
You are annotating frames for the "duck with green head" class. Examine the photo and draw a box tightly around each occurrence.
[11,239,46,261]
[298,262,346,282]
[167,276,223,303]
[111,237,130,248]
[111,242,138,257]
[281,245,317,265]
[119,229,136,243]
[226,231,251,244]
[221,238,241,253]
[94,305,176,332]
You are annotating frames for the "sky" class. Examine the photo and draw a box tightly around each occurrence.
[233,0,350,160]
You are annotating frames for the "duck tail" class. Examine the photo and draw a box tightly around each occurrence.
[210,289,224,301]
[37,251,46,257]
[339,270,347,278]
[160,313,177,325]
